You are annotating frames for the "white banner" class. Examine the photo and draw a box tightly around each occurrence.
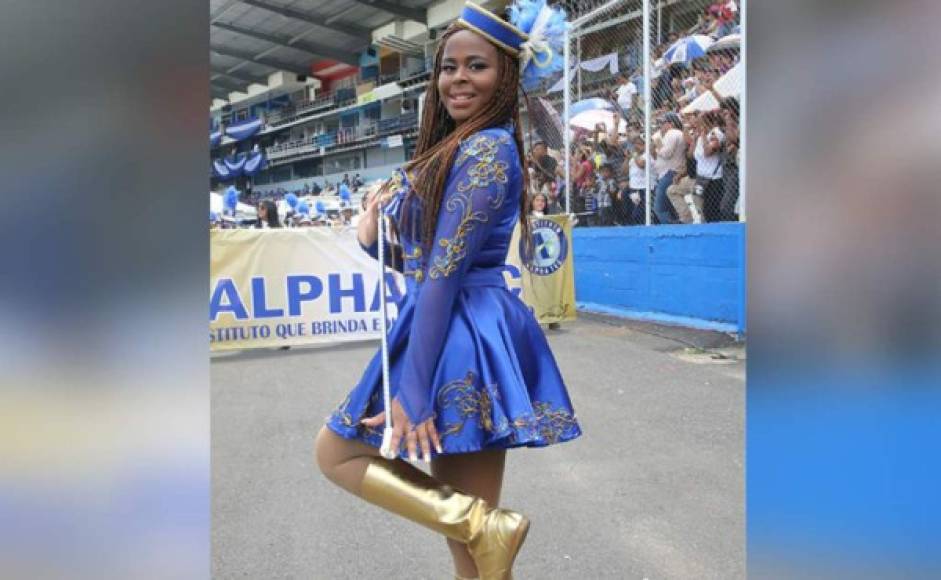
[209,227,405,351]
[209,223,569,350]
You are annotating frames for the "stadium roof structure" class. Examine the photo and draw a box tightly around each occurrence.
[210,0,436,101]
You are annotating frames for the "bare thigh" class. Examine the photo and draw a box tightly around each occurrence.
[431,448,507,505]
[314,425,380,496]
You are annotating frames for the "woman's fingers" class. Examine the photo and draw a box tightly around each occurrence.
[425,419,443,455]
[387,422,403,459]
[415,423,431,464]
[367,193,381,213]
[405,428,419,463]
[359,411,385,427]
[379,190,396,206]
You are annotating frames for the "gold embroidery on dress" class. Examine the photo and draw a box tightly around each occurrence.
[436,371,496,438]
[362,423,382,439]
[428,134,510,279]
[532,401,578,444]
[387,169,403,192]
[330,395,355,427]
[513,416,535,429]
[455,134,510,192]
[404,269,424,283]
[331,391,389,440]
[402,246,425,283]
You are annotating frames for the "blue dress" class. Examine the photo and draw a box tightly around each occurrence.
[325,126,582,456]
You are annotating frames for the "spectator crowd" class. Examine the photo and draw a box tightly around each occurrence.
[211,172,368,230]
[526,0,741,227]
[237,172,366,208]
[216,1,741,230]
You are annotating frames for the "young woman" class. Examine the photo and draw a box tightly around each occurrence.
[314,3,581,579]
[530,192,548,217]
[255,199,281,229]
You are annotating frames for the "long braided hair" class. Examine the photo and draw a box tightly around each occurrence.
[396,23,533,264]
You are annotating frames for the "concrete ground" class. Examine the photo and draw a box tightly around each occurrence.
[212,313,745,579]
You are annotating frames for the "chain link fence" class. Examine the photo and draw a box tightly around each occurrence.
[523,0,743,226]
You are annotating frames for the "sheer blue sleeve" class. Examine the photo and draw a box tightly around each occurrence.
[360,168,410,271]
[395,130,517,425]
[360,238,404,273]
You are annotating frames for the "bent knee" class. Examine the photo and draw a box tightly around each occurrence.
[313,426,339,477]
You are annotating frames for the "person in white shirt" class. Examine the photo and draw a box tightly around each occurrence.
[650,113,686,224]
[677,77,701,106]
[624,136,653,225]
[718,96,740,221]
[615,73,637,112]
[691,110,726,222]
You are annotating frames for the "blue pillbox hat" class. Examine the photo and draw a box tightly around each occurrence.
[456,2,529,56]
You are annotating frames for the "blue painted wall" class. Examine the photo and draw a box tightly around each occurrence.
[573,223,746,333]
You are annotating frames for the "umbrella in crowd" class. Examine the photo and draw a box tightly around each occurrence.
[663,34,715,65]
[568,98,625,132]
[528,97,564,150]
[682,91,720,114]
[713,61,742,96]
[681,61,743,114]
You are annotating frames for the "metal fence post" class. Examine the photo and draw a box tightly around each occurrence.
[563,26,572,216]
[739,0,747,222]
[643,0,652,226]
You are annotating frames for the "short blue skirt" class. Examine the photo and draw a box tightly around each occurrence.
[324,284,582,458]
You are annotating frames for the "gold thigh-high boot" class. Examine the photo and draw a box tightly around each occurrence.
[360,457,529,580]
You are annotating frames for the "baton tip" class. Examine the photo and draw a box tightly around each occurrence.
[379,427,397,460]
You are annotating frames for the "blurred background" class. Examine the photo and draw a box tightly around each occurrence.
[748,0,940,577]
[0,1,210,578]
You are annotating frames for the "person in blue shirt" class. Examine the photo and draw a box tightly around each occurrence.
[314,2,581,579]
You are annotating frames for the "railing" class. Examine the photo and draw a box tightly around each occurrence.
[378,112,418,136]
[267,93,337,127]
[378,72,400,85]
[337,123,379,145]
[215,68,431,148]
[264,114,419,162]
[262,70,429,130]
[266,140,321,161]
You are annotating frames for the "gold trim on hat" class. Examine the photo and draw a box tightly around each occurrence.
[455,19,521,56]
[464,2,529,40]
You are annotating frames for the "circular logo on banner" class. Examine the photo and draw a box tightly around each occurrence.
[521,218,568,276]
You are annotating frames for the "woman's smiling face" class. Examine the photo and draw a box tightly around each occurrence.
[437,29,500,126]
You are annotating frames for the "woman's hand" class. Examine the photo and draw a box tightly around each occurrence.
[357,184,398,247]
[361,398,443,463]
[364,182,399,217]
